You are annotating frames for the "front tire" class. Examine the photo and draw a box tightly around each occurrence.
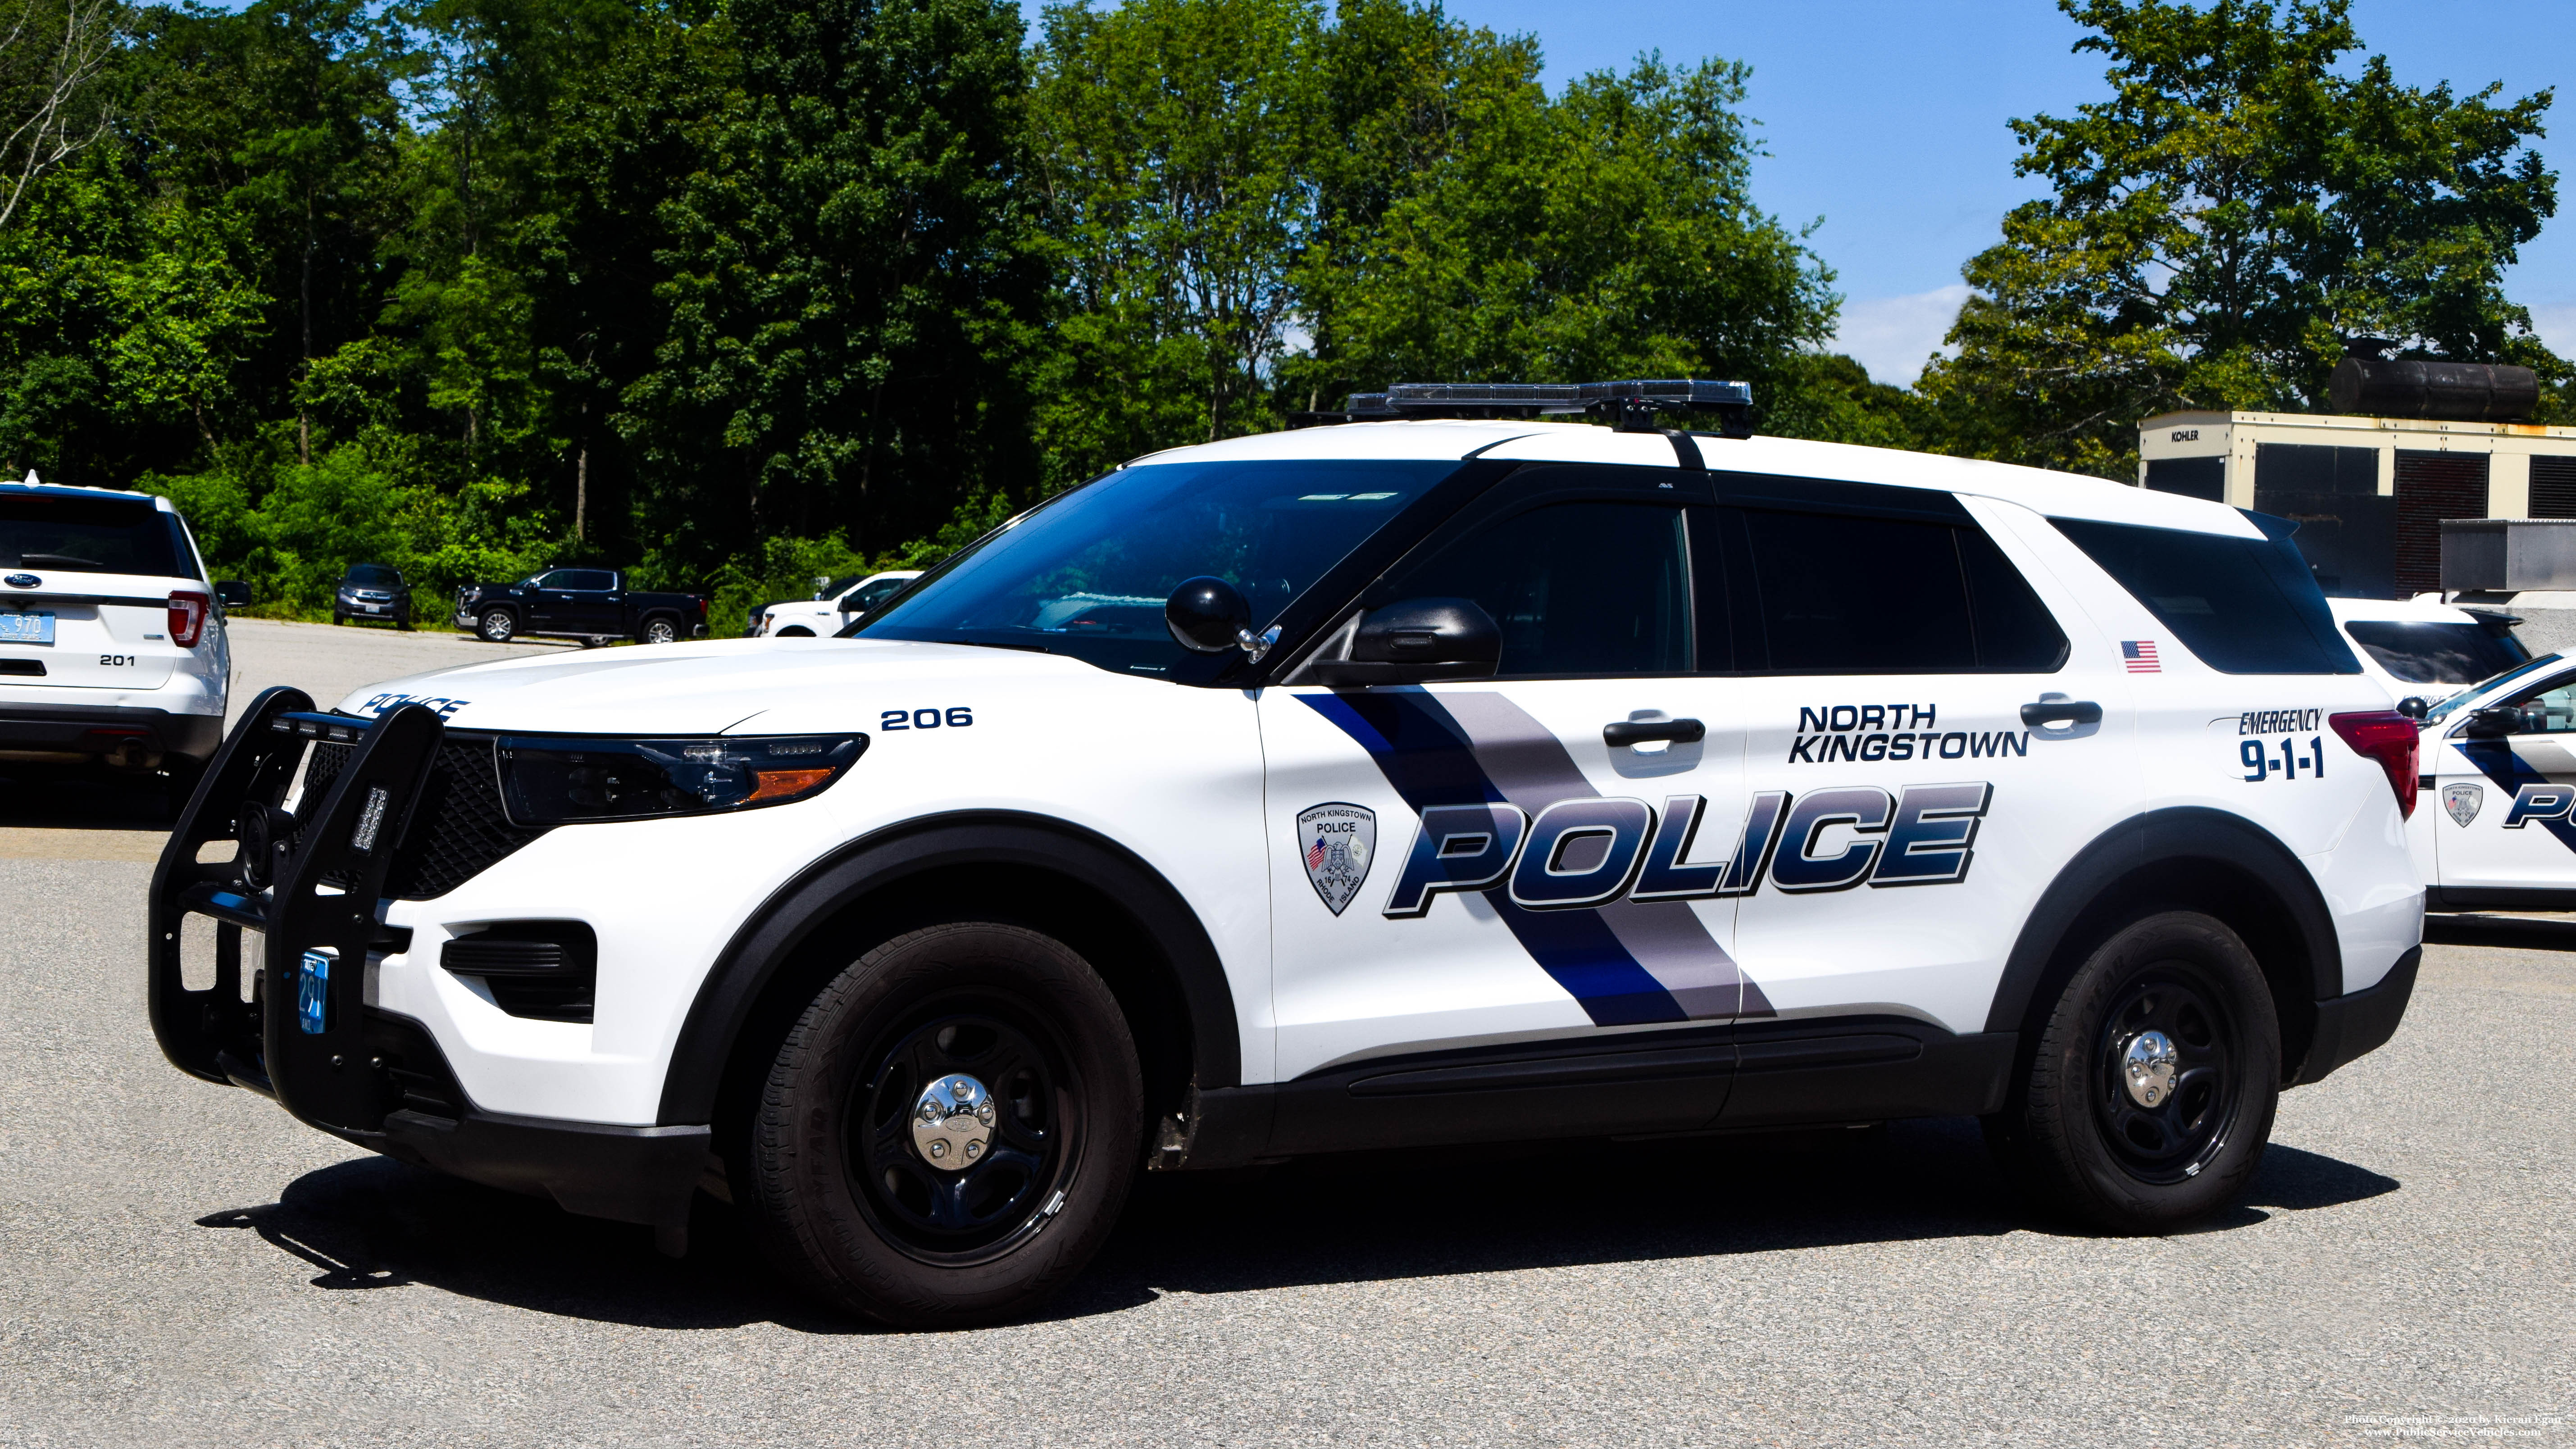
[744,922,1142,1329]
[1987,910,2280,1233]
[331,611,346,626]
[477,607,517,643]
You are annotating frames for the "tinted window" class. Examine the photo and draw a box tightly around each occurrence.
[2052,517,2361,675]
[1380,501,1690,676]
[865,459,1458,679]
[846,577,908,611]
[1741,510,2066,673]
[0,493,177,576]
[558,570,616,591]
[2502,674,2576,734]
[2343,620,2530,685]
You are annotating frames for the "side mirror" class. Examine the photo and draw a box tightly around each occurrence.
[2464,705,2522,739]
[215,581,252,608]
[2395,696,2430,720]
[1313,598,1501,686]
[1166,576,1254,654]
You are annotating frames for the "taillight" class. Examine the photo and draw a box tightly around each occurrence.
[2330,710,2419,819]
[168,590,209,648]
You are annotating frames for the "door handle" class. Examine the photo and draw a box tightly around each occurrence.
[2020,699,2103,728]
[1604,718,1706,747]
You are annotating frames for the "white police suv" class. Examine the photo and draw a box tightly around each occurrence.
[4,476,246,798]
[148,382,2424,1328]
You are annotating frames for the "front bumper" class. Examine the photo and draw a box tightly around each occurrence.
[0,701,223,766]
[147,690,708,1236]
[2293,945,2421,1085]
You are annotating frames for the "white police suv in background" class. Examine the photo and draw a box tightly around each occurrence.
[2327,595,2530,704]
[148,382,2425,1329]
[3,474,247,799]
[2394,647,2576,911]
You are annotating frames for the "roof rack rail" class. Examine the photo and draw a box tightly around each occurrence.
[1288,379,1753,438]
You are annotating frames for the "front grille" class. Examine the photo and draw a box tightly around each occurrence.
[305,735,546,899]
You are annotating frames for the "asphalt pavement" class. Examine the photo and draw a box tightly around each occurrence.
[1,623,2571,1447]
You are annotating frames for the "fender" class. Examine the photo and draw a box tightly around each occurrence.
[655,810,1242,1126]
[1984,805,2341,1041]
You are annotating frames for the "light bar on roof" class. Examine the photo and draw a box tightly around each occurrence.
[1309,378,1754,436]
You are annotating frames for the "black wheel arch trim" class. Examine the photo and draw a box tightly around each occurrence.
[1984,806,2344,1072]
[655,809,1242,1126]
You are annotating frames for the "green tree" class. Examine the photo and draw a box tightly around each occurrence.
[1922,0,2563,477]
[617,0,1041,575]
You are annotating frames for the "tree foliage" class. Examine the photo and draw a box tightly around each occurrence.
[1923,0,2565,477]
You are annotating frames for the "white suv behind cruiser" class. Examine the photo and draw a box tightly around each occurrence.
[4,476,247,799]
[148,381,2425,1328]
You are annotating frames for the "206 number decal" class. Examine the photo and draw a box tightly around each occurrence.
[882,706,973,731]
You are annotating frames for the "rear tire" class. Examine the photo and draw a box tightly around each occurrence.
[478,607,517,643]
[743,922,1142,1329]
[640,615,679,645]
[1986,910,2280,1233]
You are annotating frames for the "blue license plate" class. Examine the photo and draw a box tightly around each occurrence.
[297,951,332,1034]
[0,611,54,645]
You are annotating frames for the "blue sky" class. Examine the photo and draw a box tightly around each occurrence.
[1418,0,2576,383]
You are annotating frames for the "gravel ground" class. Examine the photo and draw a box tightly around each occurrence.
[1,625,2570,1448]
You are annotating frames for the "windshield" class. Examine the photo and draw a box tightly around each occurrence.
[1,493,177,576]
[345,564,401,586]
[817,574,862,600]
[2343,619,2530,685]
[2424,652,2564,723]
[861,459,1461,678]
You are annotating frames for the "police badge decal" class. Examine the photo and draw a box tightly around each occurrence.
[2444,781,2484,827]
[1297,803,1376,915]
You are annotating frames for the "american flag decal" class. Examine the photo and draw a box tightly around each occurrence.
[2122,640,2161,673]
[1307,836,1329,871]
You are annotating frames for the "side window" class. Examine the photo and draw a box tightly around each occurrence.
[532,570,574,589]
[561,570,616,591]
[2504,677,2576,734]
[1380,500,1691,676]
[1739,508,2066,674]
[2051,517,2359,675]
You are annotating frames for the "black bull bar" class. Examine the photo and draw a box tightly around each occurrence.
[146,687,708,1245]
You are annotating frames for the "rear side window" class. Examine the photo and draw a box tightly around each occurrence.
[2343,619,2530,685]
[1738,509,2067,673]
[2051,517,2359,675]
[0,493,178,576]
[559,570,616,591]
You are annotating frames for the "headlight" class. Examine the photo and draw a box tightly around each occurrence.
[495,734,867,826]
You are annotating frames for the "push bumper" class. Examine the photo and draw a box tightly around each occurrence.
[2293,946,2421,1085]
[146,689,707,1238]
[0,701,223,765]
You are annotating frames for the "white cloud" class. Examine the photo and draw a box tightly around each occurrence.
[2531,304,2576,359]
[1832,284,1972,386]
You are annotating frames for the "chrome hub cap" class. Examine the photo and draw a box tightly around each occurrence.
[2123,1030,2180,1108]
[912,1073,997,1170]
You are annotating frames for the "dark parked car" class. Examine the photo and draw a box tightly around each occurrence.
[453,568,709,646]
[332,563,412,628]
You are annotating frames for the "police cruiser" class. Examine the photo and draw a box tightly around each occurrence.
[147,381,2424,1328]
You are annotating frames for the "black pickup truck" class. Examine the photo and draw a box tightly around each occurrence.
[452,568,708,646]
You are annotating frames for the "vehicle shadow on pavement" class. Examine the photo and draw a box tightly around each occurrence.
[195,1118,2400,1333]
[0,764,176,829]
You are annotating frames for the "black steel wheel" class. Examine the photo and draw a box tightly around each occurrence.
[1985,910,2280,1233]
[848,1008,1074,1264]
[744,922,1142,1328]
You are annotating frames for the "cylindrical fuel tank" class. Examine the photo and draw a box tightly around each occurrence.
[2330,356,2539,421]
